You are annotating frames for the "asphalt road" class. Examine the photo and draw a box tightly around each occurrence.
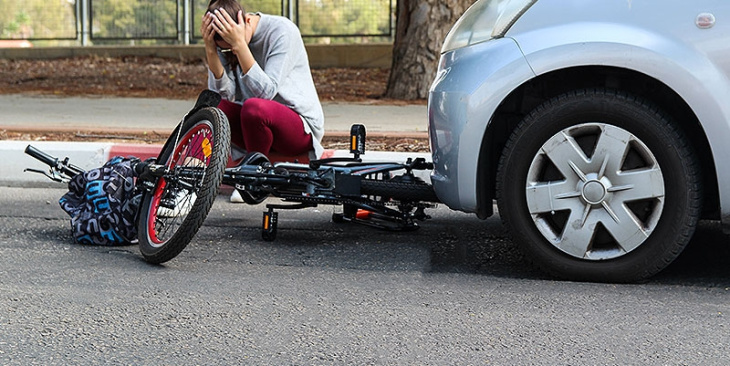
[2,187,730,365]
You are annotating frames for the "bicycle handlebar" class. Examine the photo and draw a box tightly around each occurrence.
[25,145,85,178]
[25,145,58,166]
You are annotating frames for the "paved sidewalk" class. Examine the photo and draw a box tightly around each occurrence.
[0,95,431,187]
[0,94,429,136]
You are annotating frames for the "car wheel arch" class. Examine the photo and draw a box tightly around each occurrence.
[477,65,719,220]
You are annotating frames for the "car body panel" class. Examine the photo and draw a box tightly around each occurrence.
[429,0,730,223]
[429,37,535,210]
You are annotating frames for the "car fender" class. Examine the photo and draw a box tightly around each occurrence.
[430,38,536,212]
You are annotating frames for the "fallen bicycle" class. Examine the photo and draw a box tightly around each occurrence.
[25,90,439,264]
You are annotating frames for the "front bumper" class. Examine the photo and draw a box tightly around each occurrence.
[428,37,534,213]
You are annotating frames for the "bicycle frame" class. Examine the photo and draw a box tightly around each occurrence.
[223,154,438,239]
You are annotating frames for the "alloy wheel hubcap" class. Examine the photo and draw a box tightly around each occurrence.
[525,123,665,260]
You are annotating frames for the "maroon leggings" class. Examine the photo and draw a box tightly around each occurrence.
[217,98,313,156]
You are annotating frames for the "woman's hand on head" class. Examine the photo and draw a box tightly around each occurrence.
[211,9,248,53]
[201,13,217,50]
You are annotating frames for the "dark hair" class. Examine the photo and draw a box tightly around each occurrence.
[207,0,245,67]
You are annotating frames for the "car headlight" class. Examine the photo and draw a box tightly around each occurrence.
[441,0,537,53]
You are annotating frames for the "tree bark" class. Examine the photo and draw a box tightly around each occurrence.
[385,0,473,100]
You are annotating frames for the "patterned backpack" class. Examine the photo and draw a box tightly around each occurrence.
[59,156,142,245]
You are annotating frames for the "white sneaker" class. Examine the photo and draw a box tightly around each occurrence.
[157,190,197,218]
[230,189,244,203]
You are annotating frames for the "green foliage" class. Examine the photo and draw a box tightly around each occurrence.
[298,0,391,37]
[0,0,76,39]
[92,0,177,39]
[1,0,393,43]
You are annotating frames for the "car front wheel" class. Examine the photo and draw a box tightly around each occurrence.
[496,89,702,282]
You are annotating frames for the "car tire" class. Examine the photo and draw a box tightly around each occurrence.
[496,89,702,282]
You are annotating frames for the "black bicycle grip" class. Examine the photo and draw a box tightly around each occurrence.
[25,144,84,178]
[25,145,58,168]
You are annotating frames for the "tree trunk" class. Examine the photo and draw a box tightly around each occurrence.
[385,0,473,100]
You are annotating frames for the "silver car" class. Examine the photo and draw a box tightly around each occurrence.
[428,0,730,282]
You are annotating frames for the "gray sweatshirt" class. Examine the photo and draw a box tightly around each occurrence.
[207,13,325,159]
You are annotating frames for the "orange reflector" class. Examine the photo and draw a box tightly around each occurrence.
[356,209,371,220]
[202,138,212,158]
[264,214,270,229]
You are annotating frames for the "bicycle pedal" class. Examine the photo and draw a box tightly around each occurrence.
[350,124,366,159]
[262,210,278,241]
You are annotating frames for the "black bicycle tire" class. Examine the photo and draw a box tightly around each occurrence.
[360,179,439,202]
[137,107,230,263]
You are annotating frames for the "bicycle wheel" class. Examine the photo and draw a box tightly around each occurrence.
[137,107,230,263]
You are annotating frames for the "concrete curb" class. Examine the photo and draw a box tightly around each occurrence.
[3,140,431,187]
